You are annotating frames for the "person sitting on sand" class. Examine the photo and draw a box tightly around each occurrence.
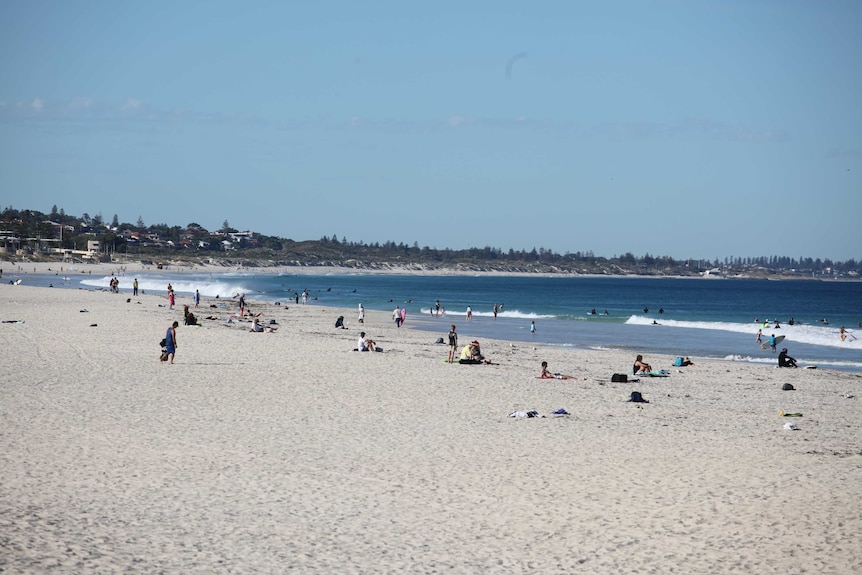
[679,356,695,367]
[539,361,585,380]
[778,348,798,368]
[633,354,652,374]
[459,340,491,364]
[357,331,377,352]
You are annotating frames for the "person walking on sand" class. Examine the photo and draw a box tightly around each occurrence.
[530,320,536,336]
[194,289,200,308]
[160,321,179,364]
[133,278,138,296]
[447,324,458,363]
[358,303,365,324]
[393,305,402,327]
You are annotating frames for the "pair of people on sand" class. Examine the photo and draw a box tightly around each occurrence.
[357,331,381,352]
[459,340,491,364]
[249,318,277,332]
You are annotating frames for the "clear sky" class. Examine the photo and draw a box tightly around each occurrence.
[1,1,860,261]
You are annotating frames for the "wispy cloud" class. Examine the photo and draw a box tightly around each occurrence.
[0,96,791,146]
[121,98,142,112]
[68,97,94,110]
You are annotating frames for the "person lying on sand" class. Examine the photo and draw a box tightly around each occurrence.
[539,361,586,380]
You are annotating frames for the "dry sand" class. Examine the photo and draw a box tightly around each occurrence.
[1,282,860,574]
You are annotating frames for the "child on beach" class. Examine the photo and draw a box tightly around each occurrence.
[447,325,458,363]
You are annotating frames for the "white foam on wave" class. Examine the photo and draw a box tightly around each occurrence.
[80,276,254,298]
[626,315,861,350]
[418,308,554,319]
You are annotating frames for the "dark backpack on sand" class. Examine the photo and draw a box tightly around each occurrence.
[611,373,628,383]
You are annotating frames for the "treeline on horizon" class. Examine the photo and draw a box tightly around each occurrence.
[2,205,859,277]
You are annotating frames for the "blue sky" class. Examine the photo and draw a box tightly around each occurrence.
[1,1,859,261]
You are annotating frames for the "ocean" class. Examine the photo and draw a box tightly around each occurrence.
[18,269,862,372]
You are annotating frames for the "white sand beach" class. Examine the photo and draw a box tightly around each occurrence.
[1,283,860,574]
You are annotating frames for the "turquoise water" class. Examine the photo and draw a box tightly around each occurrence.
[19,270,862,372]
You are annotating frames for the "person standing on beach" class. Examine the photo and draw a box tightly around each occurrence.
[133,278,138,296]
[400,306,407,326]
[161,321,179,364]
[358,303,365,324]
[239,293,246,318]
[168,288,175,310]
[393,305,402,327]
[194,289,200,308]
[447,324,458,363]
[530,320,536,336]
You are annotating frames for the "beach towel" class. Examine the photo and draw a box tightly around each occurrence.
[508,410,540,418]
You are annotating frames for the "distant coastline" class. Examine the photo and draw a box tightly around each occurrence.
[4,258,858,282]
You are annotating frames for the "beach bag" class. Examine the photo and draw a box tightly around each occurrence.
[611,373,628,383]
[673,356,684,367]
[628,391,649,403]
[159,338,167,348]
